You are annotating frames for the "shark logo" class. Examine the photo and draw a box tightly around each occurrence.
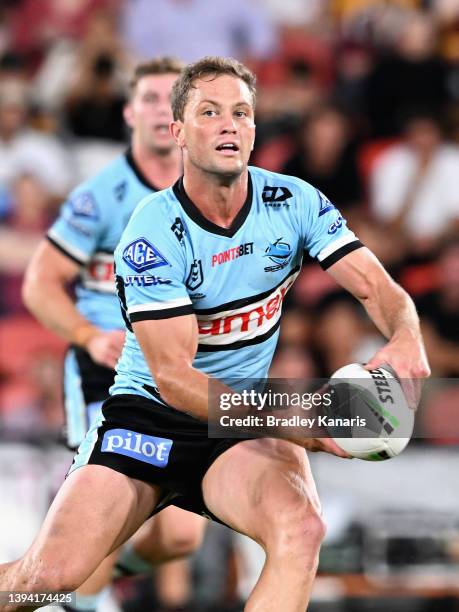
[264,238,292,272]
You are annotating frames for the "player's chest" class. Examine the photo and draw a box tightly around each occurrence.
[183,224,302,308]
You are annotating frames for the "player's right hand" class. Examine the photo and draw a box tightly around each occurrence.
[86,330,126,369]
[299,437,352,458]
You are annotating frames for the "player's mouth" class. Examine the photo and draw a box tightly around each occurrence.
[215,142,240,155]
[153,124,170,135]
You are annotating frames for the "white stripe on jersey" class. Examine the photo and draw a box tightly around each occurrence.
[128,296,192,314]
[317,232,357,262]
[47,229,90,263]
[197,270,300,347]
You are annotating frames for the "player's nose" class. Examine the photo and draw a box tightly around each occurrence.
[220,110,237,133]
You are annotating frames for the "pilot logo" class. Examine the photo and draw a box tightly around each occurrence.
[186,259,204,291]
[123,238,169,273]
[101,429,173,467]
[262,186,293,207]
[264,238,292,272]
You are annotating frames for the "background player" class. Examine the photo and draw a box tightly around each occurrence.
[1,56,429,612]
[21,57,205,612]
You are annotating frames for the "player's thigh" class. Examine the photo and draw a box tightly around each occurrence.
[202,438,322,546]
[27,465,161,584]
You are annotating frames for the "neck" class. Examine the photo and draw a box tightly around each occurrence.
[131,139,182,190]
[183,163,249,228]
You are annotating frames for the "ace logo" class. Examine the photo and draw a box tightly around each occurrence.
[123,238,169,273]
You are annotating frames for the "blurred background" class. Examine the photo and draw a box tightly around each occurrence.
[0,0,459,610]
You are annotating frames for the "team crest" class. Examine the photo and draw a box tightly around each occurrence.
[123,238,169,273]
[186,259,204,291]
[69,192,98,219]
[264,238,292,272]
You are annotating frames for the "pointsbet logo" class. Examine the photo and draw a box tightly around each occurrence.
[101,429,173,467]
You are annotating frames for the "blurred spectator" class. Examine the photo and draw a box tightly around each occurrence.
[0,174,52,315]
[312,291,384,375]
[259,0,325,27]
[333,40,374,125]
[365,11,449,137]
[65,52,127,142]
[6,0,120,71]
[63,10,130,142]
[370,110,459,255]
[0,79,72,201]
[416,238,459,377]
[35,8,130,115]
[121,0,277,63]
[281,105,364,211]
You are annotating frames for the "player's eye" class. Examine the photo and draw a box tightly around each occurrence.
[235,110,247,117]
[203,109,216,117]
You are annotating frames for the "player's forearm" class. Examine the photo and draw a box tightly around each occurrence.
[22,278,98,347]
[154,361,229,421]
[359,276,422,342]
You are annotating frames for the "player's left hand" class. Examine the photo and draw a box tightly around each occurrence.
[365,328,431,410]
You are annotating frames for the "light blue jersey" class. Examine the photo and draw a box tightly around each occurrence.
[113,166,363,400]
[47,150,158,331]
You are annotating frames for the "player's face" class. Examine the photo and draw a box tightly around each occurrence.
[173,74,255,178]
[124,73,177,155]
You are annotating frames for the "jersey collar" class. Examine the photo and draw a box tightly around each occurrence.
[172,172,253,238]
[125,147,160,191]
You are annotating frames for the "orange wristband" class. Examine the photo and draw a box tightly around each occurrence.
[72,323,99,348]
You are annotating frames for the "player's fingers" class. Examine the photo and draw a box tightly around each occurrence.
[400,378,422,411]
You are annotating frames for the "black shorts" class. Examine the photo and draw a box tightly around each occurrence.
[68,393,245,520]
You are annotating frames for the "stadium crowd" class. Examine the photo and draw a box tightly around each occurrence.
[0,1,458,610]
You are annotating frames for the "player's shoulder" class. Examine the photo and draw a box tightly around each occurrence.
[250,165,318,195]
[124,184,179,229]
[249,165,320,209]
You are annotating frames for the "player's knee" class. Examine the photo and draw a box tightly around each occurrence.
[164,524,204,558]
[260,489,326,560]
[30,564,85,593]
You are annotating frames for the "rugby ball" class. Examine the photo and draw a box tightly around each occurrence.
[327,363,414,461]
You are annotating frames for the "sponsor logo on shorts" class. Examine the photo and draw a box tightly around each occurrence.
[124,275,172,286]
[69,192,99,219]
[317,190,335,217]
[264,238,292,272]
[328,215,343,234]
[262,186,293,207]
[211,242,253,267]
[123,238,169,273]
[101,428,173,467]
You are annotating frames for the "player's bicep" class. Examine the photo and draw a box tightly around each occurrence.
[25,239,81,287]
[133,314,199,379]
[325,247,393,301]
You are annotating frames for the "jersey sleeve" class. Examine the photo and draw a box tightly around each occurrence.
[46,185,104,265]
[301,186,363,269]
[114,196,193,326]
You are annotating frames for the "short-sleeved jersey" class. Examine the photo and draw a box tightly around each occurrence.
[113,166,363,398]
[47,150,157,330]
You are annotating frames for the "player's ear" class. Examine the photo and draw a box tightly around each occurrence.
[123,103,134,129]
[171,120,185,147]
